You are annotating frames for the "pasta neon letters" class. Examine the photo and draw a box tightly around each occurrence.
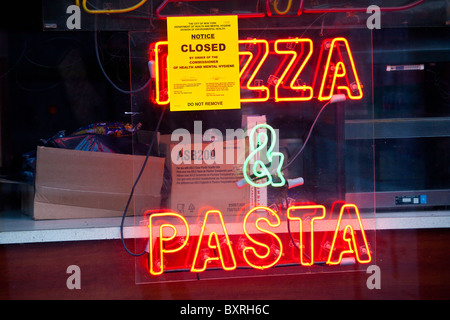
[326,204,372,265]
[148,212,190,275]
[287,205,326,266]
[242,206,284,270]
[191,210,237,272]
[146,203,372,276]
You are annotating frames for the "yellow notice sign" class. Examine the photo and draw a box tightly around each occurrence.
[167,15,240,111]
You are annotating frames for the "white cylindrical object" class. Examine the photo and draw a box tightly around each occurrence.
[339,257,356,265]
[287,177,304,189]
[236,178,248,188]
[148,61,155,78]
[330,94,346,104]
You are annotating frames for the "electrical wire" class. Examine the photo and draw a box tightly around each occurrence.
[120,107,166,257]
[283,181,327,265]
[281,100,331,171]
[94,26,152,94]
[93,13,159,256]
[77,0,148,14]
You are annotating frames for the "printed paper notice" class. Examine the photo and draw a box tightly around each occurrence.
[167,15,240,111]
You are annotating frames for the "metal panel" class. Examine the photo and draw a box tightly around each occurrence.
[347,189,450,209]
[345,117,450,140]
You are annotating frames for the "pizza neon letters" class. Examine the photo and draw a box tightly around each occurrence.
[149,37,363,104]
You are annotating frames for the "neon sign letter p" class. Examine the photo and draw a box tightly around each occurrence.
[148,212,190,275]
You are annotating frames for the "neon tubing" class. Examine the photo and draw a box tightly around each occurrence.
[273,0,293,15]
[243,123,285,188]
[287,205,326,266]
[301,0,426,13]
[156,0,266,19]
[80,0,148,14]
[153,41,170,105]
[150,37,362,105]
[238,39,270,103]
[318,37,363,101]
[148,212,190,275]
[326,204,372,265]
[265,0,425,16]
[274,38,313,102]
[242,206,283,270]
[191,210,237,273]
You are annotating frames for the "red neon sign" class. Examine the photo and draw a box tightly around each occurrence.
[191,209,237,273]
[326,204,372,265]
[273,38,314,102]
[146,203,372,276]
[154,0,425,19]
[149,36,364,105]
[238,39,270,103]
[150,41,169,105]
[148,212,190,275]
[242,206,283,270]
[315,37,363,101]
[287,205,326,266]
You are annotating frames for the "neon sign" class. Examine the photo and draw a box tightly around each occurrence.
[243,123,285,188]
[146,203,372,276]
[238,39,270,103]
[149,37,363,105]
[273,38,314,102]
[315,37,363,101]
[154,0,425,19]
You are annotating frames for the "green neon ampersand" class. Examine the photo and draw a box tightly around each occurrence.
[243,124,285,188]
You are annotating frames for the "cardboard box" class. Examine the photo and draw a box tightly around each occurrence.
[166,135,251,217]
[32,146,165,220]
